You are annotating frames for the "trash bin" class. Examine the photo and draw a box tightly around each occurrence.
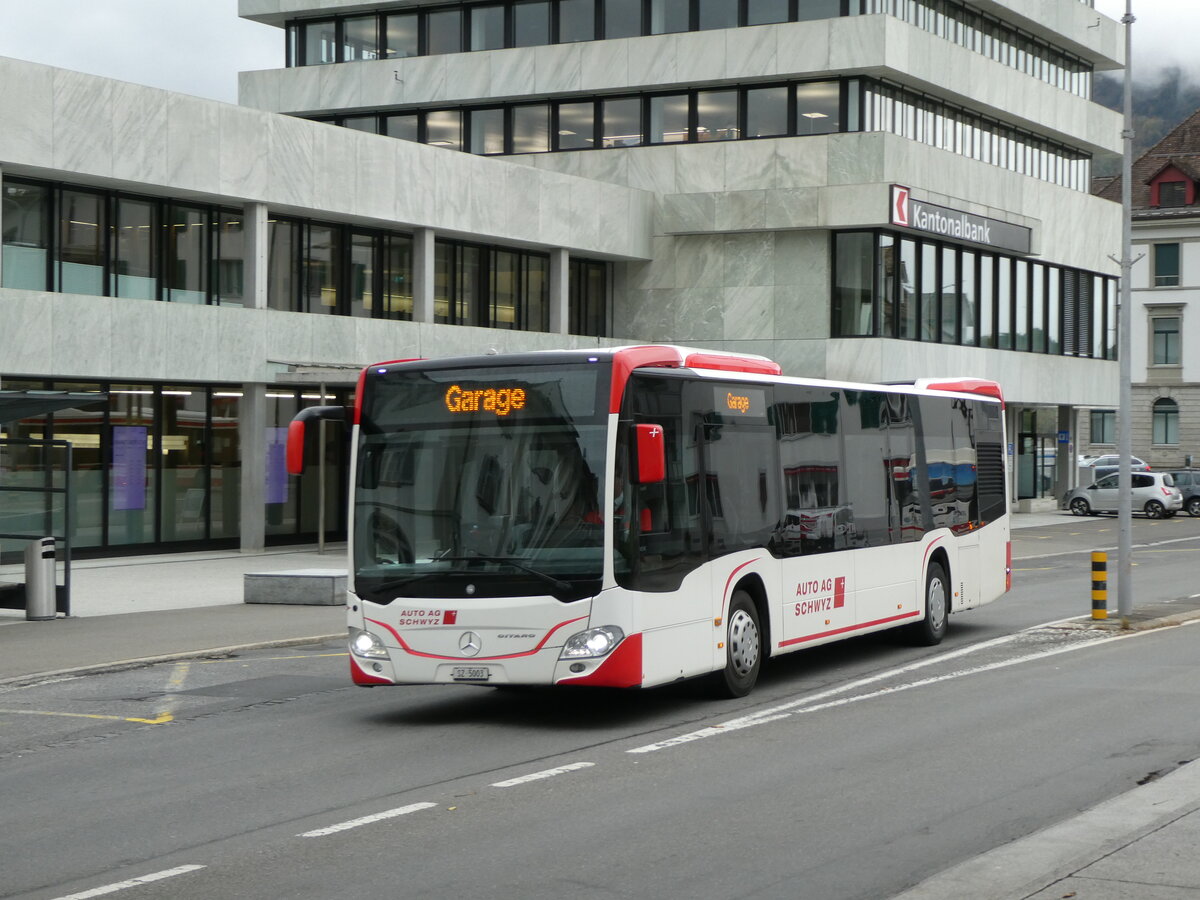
[25,537,56,621]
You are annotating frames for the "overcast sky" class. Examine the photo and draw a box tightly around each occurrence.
[0,0,1193,104]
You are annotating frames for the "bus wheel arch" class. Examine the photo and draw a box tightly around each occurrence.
[713,575,769,699]
[906,550,950,646]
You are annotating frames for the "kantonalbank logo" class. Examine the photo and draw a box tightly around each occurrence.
[445,384,527,416]
[726,392,751,414]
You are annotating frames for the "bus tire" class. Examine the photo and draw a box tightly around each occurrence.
[906,561,949,646]
[713,589,762,699]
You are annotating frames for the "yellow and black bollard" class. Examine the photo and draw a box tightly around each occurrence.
[1091,551,1108,620]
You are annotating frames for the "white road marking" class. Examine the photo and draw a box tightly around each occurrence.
[629,624,1164,754]
[51,865,206,899]
[492,761,595,787]
[299,802,438,837]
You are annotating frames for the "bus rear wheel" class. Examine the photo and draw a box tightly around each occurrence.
[906,561,948,646]
[713,589,762,699]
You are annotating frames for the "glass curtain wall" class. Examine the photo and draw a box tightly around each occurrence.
[9,381,346,553]
[287,0,1092,99]
[832,230,1117,360]
[2,177,245,305]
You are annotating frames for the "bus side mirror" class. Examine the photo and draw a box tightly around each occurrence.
[286,406,347,475]
[633,423,666,484]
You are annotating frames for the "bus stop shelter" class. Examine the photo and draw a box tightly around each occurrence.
[0,390,107,617]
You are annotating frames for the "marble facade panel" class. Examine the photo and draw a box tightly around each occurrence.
[353,134,399,223]
[236,69,280,112]
[725,26,778,80]
[674,31,728,85]
[536,171,576,243]
[502,163,544,240]
[772,284,827,340]
[151,304,223,382]
[111,82,169,186]
[625,147,677,194]
[399,56,448,104]
[489,49,537,100]
[775,137,829,189]
[443,53,493,101]
[163,98,222,196]
[580,41,629,92]
[274,64,323,114]
[0,60,54,165]
[620,288,679,342]
[308,313,362,366]
[723,233,775,288]
[395,141,439,227]
[772,230,827,289]
[216,103,269,199]
[673,287,725,341]
[0,291,54,378]
[313,125,358,213]
[763,188,820,230]
[626,236,676,290]
[433,148,473,231]
[715,191,768,233]
[673,235,725,289]
[773,20,835,76]
[725,140,778,192]
[659,193,717,234]
[52,70,115,176]
[265,115,317,208]
[625,34,677,87]
[107,299,168,381]
[674,145,727,194]
[319,61,364,112]
[533,44,582,94]
[48,295,112,379]
[770,339,830,379]
[216,308,272,382]
[723,286,774,342]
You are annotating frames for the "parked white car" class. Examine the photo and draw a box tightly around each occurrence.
[1065,471,1182,519]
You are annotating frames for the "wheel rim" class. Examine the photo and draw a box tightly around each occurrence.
[927,574,947,632]
[1146,501,1163,519]
[727,609,760,678]
[1188,498,1200,517]
[1071,498,1088,516]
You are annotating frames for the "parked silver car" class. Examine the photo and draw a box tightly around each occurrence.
[1065,471,1182,519]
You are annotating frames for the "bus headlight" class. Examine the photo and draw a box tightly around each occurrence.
[560,626,624,659]
[349,627,389,659]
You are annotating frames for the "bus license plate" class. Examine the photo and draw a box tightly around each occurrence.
[452,666,490,681]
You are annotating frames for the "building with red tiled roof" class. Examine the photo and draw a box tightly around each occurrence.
[1087,109,1200,477]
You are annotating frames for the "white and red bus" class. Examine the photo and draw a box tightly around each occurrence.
[288,345,1010,698]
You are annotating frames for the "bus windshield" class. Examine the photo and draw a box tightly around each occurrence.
[354,362,609,604]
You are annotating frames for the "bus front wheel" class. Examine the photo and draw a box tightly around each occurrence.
[714,589,762,699]
[906,561,949,646]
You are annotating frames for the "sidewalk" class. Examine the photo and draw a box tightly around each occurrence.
[3,521,1200,900]
[0,544,347,686]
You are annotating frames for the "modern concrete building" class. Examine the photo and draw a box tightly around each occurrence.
[1089,109,1200,470]
[1,0,1126,562]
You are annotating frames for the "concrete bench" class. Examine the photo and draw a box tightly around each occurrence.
[244,569,347,606]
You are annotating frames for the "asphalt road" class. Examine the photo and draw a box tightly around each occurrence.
[3,513,1199,900]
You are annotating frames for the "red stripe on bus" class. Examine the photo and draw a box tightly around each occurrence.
[366,615,588,660]
[723,558,761,608]
[557,632,643,688]
[778,611,920,647]
[350,655,393,685]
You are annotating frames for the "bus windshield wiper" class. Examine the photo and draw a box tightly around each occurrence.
[434,555,574,594]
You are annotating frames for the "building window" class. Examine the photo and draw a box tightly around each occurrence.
[1153,243,1180,287]
[1158,181,1187,208]
[1152,316,1181,365]
[282,0,1094,100]
[1152,398,1179,445]
[570,258,608,336]
[1090,409,1115,445]
[829,229,1116,358]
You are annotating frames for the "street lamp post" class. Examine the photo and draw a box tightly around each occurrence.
[1116,0,1137,623]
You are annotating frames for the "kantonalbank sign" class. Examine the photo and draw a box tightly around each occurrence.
[890,185,1032,254]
